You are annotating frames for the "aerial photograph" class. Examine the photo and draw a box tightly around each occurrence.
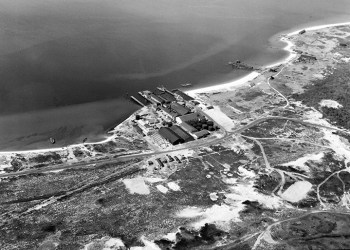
[1,0,350,249]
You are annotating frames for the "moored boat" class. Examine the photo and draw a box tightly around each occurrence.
[181,83,192,87]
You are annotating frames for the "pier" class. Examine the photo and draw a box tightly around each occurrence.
[130,96,146,107]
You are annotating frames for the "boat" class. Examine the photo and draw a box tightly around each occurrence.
[181,83,192,87]
[49,137,55,144]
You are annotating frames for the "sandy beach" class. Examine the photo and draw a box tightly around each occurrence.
[0,115,130,155]
[1,21,350,156]
[186,21,350,96]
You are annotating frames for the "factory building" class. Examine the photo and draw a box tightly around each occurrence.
[149,94,164,105]
[159,127,183,145]
[172,89,194,101]
[158,125,194,145]
[169,102,191,116]
[179,122,198,133]
[158,92,177,103]
[161,107,179,120]
[133,125,144,135]
[157,95,171,104]
[170,125,194,143]
[176,113,200,124]
[136,120,155,135]
[193,130,210,139]
[146,118,159,125]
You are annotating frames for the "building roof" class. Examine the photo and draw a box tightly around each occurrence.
[193,130,210,138]
[147,118,158,124]
[158,92,177,102]
[161,107,179,119]
[150,94,164,104]
[153,89,164,95]
[155,158,164,167]
[159,127,183,145]
[157,95,170,103]
[170,125,194,142]
[177,113,201,123]
[133,125,144,135]
[173,89,194,101]
[170,102,191,116]
[298,54,317,61]
[180,122,198,133]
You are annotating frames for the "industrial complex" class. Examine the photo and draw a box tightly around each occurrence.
[131,87,219,147]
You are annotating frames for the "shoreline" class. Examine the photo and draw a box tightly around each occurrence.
[186,21,350,96]
[1,21,350,155]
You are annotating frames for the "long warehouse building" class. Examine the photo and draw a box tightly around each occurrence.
[169,102,191,116]
[159,127,183,145]
[170,125,194,143]
[158,125,194,145]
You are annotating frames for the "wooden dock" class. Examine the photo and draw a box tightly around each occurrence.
[138,92,151,103]
[130,96,145,107]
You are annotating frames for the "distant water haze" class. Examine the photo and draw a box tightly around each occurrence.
[0,0,350,150]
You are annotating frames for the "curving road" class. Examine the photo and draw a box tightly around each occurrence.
[266,64,290,108]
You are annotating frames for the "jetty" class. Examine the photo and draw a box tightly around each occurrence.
[228,60,254,70]
[130,96,146,107]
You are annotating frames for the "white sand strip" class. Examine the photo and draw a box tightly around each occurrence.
[186,21,350,96]
[286,21,350,36]
[186,71,260,95]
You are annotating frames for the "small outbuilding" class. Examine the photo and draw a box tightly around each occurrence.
[180,122,198,133]
[297,54,317,62]
[193,130,210,139]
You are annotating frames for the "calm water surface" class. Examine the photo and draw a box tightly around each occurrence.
[1,0,350,150]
